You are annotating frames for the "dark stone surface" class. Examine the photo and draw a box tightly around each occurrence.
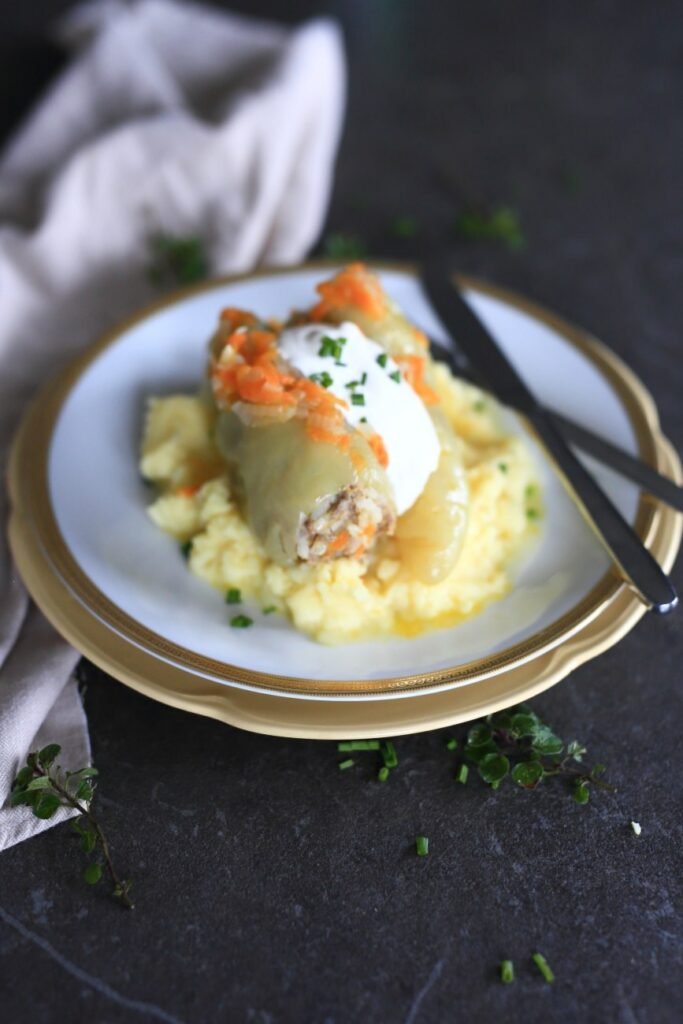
[1,2,682,1022]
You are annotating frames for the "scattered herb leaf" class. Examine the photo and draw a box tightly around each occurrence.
[11,746,133,908]
[147,234,208,287]
[323,233,366,260]
[454,205,525,250]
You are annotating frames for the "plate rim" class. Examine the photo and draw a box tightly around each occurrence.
[7,259,680,698]
[8,428,682,736]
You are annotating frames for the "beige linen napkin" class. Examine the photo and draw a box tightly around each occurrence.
[0,0,345,849]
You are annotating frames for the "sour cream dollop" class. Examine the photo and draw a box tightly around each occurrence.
[278,322,440,514]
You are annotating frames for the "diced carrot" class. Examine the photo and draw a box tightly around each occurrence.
[368,432,389,468]
[176,484,199,498]
[326,530,350,554]
[309,264,386,322]
[394,355,440,405]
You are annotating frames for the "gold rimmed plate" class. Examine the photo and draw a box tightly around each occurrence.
[7,262,682,708]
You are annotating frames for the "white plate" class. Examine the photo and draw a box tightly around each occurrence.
[27,263,658,699]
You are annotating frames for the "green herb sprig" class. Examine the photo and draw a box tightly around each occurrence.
[11,745,133,909]
[458,704,612,802]
[147,234,208,287]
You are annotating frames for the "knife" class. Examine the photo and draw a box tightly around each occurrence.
[427,336,683,514]
[421,264,678,615]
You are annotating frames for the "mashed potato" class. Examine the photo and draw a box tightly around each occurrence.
[140,364,541,645]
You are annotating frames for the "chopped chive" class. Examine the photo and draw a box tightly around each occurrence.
[526,508,540,520]
[392,215,419,238]
[455,763,469,784]
[473,399,486,412]
[360,372,368,385]
[262,605,277,615]
[525,484,538,498]
[338,758,354,771]
[141,475,154,488]
[377,766,390,783]
[345,379,360,390]
[230,614,253,628]
[319,336,343,360]
[388,370,401,383]
[381,740,398,768]
[446,737,458,751]
[415,835,429,857]
[180,540,193,559]
[335,361,347,367]
[498,462,509,474]
[500,960,515,984]
[359,416,368,424]
[531,953,555,984]
[310,371,333,388]
[351,393,365,406]
[225,588,241,605]
[630,820,642,836]
[338,740,381,751]
[376,353,388,368]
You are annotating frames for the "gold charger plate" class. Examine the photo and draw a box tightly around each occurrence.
[6,262,682,731]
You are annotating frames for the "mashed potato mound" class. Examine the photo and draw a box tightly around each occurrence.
[140,368,541,644]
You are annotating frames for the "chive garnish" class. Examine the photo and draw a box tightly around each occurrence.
[310,371,333,388]
[230,615,253,628]
[262,605,277,615]
[345,380,360,390]
[180,540,193,559]
[455,763,469,784]
[360,372,367,385]
[498,462,509,473]
[388,370,401,383]
[225,588,241,605]
[319,336,344,361]
[381,740,398,768]
[500,960,515,984]
[338,758,355,771]
[360,416,368,424]
[377,766,390,783]
[531,953,555,984]
[338,740,381,751]
[526,508,540,520]
[351,393,365,406]
[473,399,486,412]
[446,737,458,751]
[376,353,388,368]
[415,835,429,857]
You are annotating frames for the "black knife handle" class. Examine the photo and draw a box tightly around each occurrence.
[527,410,678,614]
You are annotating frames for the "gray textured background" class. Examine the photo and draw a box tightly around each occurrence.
[1,2,682,1022]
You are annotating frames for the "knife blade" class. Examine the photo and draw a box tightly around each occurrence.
[421,264,678,615]
[427,336,683,514]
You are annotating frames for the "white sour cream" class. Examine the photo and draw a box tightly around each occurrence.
[278,322,440,514]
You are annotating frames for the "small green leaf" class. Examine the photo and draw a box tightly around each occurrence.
[478,753,510,786]
[10,789,35,807]
[80,830,97,854]
[26,776,55,791]
[38,744,61,767]
[467,723,492,748]
[573,781,590,805]
[464,740,498,764]
[83,862,103,885]
[592,763,607,777]
[76,780,95,801]
[32,792,61,819]
[13,766,34,789]
[531,727,564,756]
[510,713,538,737]
[512,761,544,789]
[566,740,586,762]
